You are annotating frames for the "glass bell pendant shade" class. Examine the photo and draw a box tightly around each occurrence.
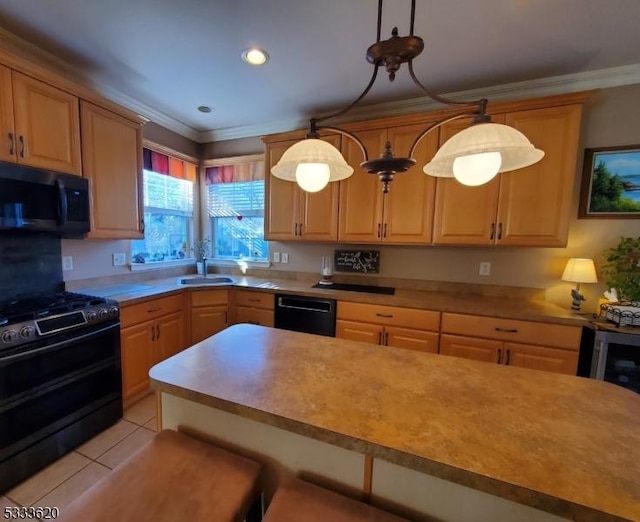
[423,123,545,184]
[271,138,354,192]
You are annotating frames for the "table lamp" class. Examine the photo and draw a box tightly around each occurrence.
[561,258,598,311]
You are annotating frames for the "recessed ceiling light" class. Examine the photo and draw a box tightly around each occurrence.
[241,48,269,66]
[197,105,213,113]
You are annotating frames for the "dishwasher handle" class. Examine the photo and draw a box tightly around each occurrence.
[277,296,334,313]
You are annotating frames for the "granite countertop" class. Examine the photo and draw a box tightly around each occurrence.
[149,324,640,522]
[81,274,587,327]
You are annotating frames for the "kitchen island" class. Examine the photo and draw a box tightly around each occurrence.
[149,324,639,522]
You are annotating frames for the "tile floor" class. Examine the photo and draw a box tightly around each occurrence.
[2,393,158,514]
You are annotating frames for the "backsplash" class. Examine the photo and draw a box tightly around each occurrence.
[0,231,63,299]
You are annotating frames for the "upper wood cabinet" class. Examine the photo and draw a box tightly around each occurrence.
[0,67,81,174]
[433,104,583,247]
[338,124,438,244]
[265,135,340,241]
[81,101,143,239]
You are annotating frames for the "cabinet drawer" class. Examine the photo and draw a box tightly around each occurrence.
[121,294,183,328]
[191,289,228,307]
[236,307,274,327]
[441,313,581,350]
[236,290,274,310]
[337,301,440,331]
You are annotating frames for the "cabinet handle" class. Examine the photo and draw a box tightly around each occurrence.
[294,223,299,236]
[377,223,381,238]
[378,331,382,345]
[376,313,393,318]
[248,298,261,302]
[497,222,503,240]
[505,349,511,365]
[384,331,389,345]
[298,223,303,236]
[147,307,161,313]
[383,223,388,238]
[8,133,14,155]
[140,219,145,234]
[156,324,160,340]
[494,327,518,333]
[19,135,25,158]
[489,223,495,240]
[151,325,156,341]
[224,311,228,323]
[497,348,502,364]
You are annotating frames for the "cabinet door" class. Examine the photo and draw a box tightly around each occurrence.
[385,326,439,353]
[505,343,578,375]
[384,124,437,244]
[121,321,153,400]
[236,307,274,327]
[81,101,143,239]
[12,71,81,175]
[0,65,15,163]
[336,320,382,345]
[155,311,186,363]
[439,334,502,364]
[190,305,228,344]
[338,128,387,242]
[299,134,341,241]
[264,140,299,240]
[496,105,582,247]
[432,117,503,245]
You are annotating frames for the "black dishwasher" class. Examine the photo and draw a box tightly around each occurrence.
[274,294,336,337]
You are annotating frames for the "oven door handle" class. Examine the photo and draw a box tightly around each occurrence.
[0,322,119,365]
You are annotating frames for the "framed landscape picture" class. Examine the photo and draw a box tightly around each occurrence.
[579,145,640,218]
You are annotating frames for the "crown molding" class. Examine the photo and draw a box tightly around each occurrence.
[2,27,639,144]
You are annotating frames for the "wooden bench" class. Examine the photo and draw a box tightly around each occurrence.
[59,429,262,522]
[263,478,410,522]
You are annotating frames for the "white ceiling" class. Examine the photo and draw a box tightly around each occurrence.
[1,0,640,143]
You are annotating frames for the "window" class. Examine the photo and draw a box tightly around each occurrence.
[205,160,268,262]
[131,148,196,264]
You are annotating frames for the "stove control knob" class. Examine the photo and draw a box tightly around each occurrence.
[19,326,36,339]
[108,306,119,318]
[98,308,108,319]
[2,330,17,343]
[86,311,98,322]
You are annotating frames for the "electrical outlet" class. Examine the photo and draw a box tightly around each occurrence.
[113,253,126,266]
[281,252,289,264]
[273,251,280,263]
[62,256,73,271]
[479,261,491,276]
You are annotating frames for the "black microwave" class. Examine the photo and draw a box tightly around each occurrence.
[0,161,90,237]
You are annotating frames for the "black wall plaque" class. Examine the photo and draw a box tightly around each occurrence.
[334,250,380,274]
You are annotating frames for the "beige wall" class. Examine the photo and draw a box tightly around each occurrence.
[143,121,200,158]
[64,85,640,313]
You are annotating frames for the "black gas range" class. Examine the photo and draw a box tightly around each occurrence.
[0,291,123,493]
[0,291,119,350]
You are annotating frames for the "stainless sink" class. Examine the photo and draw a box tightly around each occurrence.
[178,276,235,285]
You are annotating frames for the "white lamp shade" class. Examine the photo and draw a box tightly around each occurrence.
[561,258,598,283]
[423,123,545,181]
[271,139,354,190]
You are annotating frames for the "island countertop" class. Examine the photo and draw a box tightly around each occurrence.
[149,324,640,522]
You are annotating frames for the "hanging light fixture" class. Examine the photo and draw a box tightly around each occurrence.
[271,0,544,194]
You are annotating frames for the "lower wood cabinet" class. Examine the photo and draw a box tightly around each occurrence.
[336,301,440,353]
[439,313,581,375]
[234,290,274,327]
[190,289,228,344]
[120,293,187,404]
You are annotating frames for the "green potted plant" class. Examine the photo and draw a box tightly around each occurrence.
[602,236,640,302]
[191,237,211,275]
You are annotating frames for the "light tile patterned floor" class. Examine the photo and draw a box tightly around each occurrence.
[3,393,159,514]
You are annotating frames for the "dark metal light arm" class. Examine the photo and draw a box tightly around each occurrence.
[408,110,485,158]
[314,125,369,162]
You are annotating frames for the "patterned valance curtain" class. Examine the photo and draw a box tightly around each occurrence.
[143,147,197,182]
[204,162,264,185]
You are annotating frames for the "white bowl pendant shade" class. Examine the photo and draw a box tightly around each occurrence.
[271,139,354,192]
[423,123,545,184]
[453,151,502,186]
